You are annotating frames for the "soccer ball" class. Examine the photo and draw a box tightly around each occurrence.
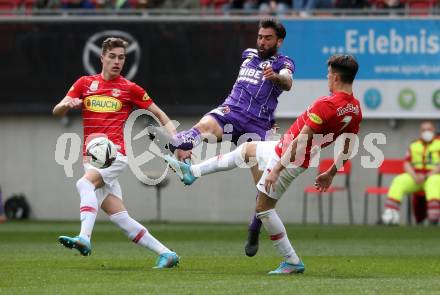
[86,137,117,169]
[381,208,399,225]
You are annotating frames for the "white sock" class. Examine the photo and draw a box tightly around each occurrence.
[109,211,171,255]
[191,143,245,177]
[77,178,98,242]
[256,209,300,264]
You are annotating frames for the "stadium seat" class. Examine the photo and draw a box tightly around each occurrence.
[0,0,20,10]
[406,0,438,15]
[302,159,353,224]
[363,158,405,224]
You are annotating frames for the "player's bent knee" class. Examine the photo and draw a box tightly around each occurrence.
[243,142,258,163]
[83,169,104,188]
[255,193,277,213]
[76,177,94,191]
[195,116,222,136]
[101,194,126,216]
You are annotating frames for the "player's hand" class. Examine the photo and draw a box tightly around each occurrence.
[263,65,278,82]
[64,97,83,109]
[264,168,280,194]
[414,173,426,184]
[176,149,192,161]
[314,172,334,192]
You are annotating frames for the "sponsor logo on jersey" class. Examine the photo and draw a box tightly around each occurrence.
[210,106,230,117]
[84,95,122,112]
[90,80,99,92]
[309,113,323,125]
[238,67,262,85]
[142,92,150,101]
[112,88,121,97]
[336,103,360,116]
[259,61,271,69]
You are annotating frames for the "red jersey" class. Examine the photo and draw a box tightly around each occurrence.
[66,74,153,155]
[275,92,362,167]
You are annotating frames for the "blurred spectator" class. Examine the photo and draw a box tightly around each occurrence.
[335,0,368,8]
[160,0,200,8]
[382,0,404,8]
[36,0,61,9]
[259,0,291,14]
[200,0,229,9]
[61,0,95,8]
[293,0,333,16]
[382,121,440,226]
[223,0,258,11]
[369,0,404,9]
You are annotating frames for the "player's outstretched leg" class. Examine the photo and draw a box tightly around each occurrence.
[165,155,198,185]
[109,210,179,268]
[256,208,304,275]
[170,128,202,152]
[166,142,248,185]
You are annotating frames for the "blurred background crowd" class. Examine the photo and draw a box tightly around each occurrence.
[0,0,437,15]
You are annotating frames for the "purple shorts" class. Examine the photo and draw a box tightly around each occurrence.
[206,105,271,145]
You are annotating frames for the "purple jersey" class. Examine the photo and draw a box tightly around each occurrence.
[223,48,295,124]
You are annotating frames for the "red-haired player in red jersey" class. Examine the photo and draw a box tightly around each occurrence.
[53,37,179,269]
[166,54,362,274]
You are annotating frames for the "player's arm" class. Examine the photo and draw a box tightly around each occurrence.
[403,150,424,184]
[263,66,293,91]
[146,102,177,136]
[52,96,82,117]
[53,77,84,117]
[314,135,353,192]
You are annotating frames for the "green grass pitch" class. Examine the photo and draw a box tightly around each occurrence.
[1,221,440,294]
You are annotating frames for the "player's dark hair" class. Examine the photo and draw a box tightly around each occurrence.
[101,37,128,55]
[327,55,358,84]
[259,18,286,39]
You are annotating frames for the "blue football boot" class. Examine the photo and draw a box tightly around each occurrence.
[153,252,180,269]
[58,235,92,256]
[268,260,305,275]
[164,155,197,185]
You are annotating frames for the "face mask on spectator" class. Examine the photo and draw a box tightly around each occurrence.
[421,130,435,142]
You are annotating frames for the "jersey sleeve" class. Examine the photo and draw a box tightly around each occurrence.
[274,56,295,76]
[66,76,85,98]
[305,99,333,133]
[130,83,154,109]
[241,48,258,59]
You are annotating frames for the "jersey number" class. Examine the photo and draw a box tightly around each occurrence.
[339,116,352,132]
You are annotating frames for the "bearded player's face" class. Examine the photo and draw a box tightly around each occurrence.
[101,47,126,79]
[257,27,281,59]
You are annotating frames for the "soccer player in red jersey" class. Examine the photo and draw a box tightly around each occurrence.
[166,54,362,274]
[53,37,179,268]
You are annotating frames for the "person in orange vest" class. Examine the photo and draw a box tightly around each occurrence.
[382,121,440,225]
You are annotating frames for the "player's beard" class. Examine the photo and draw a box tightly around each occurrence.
[258,45,278,59]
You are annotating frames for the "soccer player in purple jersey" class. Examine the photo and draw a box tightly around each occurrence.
[170,18,294,257]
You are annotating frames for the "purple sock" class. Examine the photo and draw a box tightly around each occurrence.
[171,127,202,151]
[248,214,262,232]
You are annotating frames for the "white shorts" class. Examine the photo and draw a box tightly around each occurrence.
[255,141,279,170]
[83,153,128,206]
[256,145,306,200]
